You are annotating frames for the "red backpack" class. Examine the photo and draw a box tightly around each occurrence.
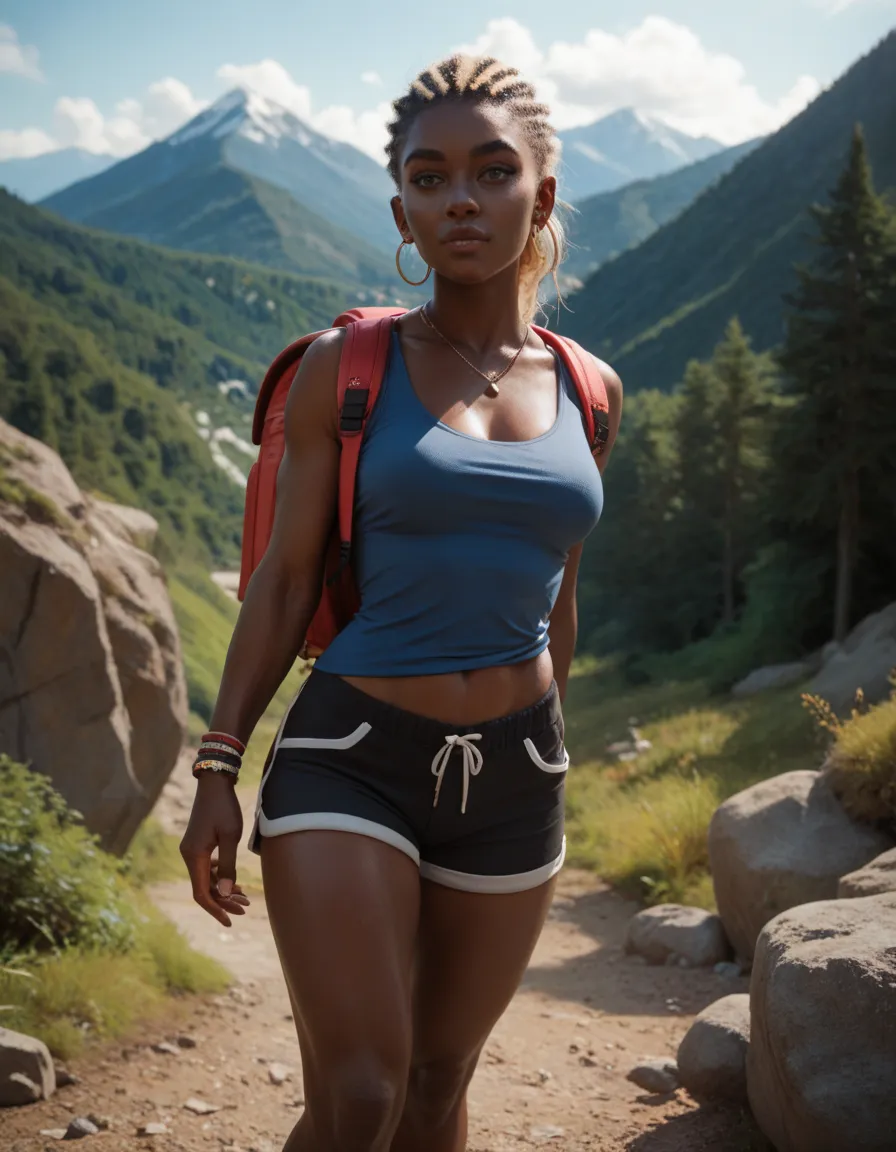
[238,308,610,659]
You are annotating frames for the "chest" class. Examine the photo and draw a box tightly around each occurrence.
[356,386,603,549]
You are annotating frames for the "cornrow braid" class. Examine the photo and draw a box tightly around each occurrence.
[385,54,567,323]
[385,55,557,186]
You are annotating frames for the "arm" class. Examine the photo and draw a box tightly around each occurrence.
[549,357,624,701]
[180,329,346,924]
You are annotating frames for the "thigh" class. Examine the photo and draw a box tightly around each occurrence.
[411,876,556,1064]
[261,830,420,1079]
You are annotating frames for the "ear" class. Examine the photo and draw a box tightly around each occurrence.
[391,195,412,242]
[533,175,558,228]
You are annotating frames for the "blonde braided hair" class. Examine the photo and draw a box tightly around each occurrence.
[385,54,566,323]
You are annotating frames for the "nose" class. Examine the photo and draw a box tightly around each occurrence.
[445,177,479,220]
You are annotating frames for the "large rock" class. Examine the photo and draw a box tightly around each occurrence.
[731,659,819,698]
[747,894,896,1152]
[676,993,749,1103]
[624,904,730,967]
[708,770,893,961]
[0,419,187,853]
[807,602,896,714]
[0,1027,56,1106]
[838,847,896,898]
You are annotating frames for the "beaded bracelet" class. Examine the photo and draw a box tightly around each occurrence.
[201,731,247,756]
[192,757,240,779]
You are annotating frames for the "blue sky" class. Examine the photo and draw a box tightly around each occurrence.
[2,0,894,161]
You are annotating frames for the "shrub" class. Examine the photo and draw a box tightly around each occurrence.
[806,684,896,825]
[0,757,137,958]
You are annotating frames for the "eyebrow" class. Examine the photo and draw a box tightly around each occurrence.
[403,139,521,166]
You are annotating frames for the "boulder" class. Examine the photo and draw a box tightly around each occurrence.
[708,770,892,961]
[676,993,750,1102]
[732,660,819,698]
[747,894,896,1152]
[624,904,731,967]
[0,419,187,853]
[807,602,896,714]
[838,847,896,898]
[0,1027,55,1106]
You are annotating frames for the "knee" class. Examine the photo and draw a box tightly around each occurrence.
[317,1058,405,1151]
[406,1055,475,1127]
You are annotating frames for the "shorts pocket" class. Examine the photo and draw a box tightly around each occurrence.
[278,723,372,751]
[523,734,570,774]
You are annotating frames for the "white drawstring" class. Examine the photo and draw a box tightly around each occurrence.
[431,733,483,814]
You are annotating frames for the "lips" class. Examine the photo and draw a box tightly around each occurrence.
[441,228,489,246]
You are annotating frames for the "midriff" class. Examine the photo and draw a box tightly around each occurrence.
[339,649,555,726]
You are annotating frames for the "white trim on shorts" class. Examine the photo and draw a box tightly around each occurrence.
[256,810,421,864]
[419,836,566,894]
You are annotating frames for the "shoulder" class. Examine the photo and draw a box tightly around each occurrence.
[284,328,347,440]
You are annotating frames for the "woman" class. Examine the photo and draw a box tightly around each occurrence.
[180,53,622,1152]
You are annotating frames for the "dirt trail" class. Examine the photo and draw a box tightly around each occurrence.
[4,760,759,1152]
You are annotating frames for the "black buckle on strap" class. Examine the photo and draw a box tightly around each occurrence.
[340,387,369,434]
[591,407,610,454]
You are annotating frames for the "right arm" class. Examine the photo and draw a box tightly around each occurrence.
[179,329,346,924]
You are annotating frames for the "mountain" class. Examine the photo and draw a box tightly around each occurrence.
[41,89,400,287]
[562,137,762,285]
[557,109,723,202]
[0,148,115,202]
[560,32,896,393]
[0,190,355,560]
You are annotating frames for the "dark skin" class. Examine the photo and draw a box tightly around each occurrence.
[180,98,622,1152]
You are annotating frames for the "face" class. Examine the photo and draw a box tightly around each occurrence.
[392,100,556,285]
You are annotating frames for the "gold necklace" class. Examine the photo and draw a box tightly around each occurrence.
[419,305,529,398]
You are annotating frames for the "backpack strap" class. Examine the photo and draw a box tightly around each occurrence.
[332,315,397,575]
[532,327,611,456]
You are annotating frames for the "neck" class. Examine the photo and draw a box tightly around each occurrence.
[425,266,527,354]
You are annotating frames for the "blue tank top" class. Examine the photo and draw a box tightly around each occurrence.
[313,333,604,677]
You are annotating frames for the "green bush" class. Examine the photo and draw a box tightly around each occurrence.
[807,685,896,825]
[0,757,137,958]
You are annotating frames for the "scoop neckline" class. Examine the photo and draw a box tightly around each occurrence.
[391,330,563,447]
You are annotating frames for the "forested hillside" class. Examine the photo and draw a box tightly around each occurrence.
[563,138,761,284]
[0,191,359,562]
[561,31,896,393]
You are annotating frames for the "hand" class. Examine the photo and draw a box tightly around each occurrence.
[179,771,250,927]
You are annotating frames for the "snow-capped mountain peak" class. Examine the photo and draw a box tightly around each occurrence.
[168,87,317,151]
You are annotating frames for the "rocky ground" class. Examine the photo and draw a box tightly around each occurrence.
[2,860,764,1151]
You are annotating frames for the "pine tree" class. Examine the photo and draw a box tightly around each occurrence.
[712,318,776,625]
[777,124,896,642]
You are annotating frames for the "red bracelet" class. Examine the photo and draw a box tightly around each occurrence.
[201,731,246,756]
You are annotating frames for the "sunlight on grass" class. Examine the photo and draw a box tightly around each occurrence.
[809,686,896,823]
[563,660,820,906]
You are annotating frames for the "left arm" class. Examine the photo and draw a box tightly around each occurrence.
[548,357,624,701]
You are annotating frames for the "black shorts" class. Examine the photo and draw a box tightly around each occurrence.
[249,670,568,894]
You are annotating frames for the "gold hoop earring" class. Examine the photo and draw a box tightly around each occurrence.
[395,239,432,286]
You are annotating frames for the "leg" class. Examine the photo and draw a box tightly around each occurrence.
[390,877,556,1152]
[261,831,420,1152]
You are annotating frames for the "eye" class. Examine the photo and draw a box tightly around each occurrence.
[410,172,444,188]
[482,165,517,182]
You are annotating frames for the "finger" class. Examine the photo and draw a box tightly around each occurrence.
[182,846,231,927]
[216,833,240,899]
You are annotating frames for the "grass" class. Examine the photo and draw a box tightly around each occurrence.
[0,757,230,1061]
[562,657,821,907]
[809,684,896,825]
[0,899,229,1060]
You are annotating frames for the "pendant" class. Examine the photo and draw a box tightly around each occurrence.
[485,377,500,398]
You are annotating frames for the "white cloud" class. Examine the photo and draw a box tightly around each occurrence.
[458,16,821,144]
[0,25,42,81]
[218,59,313,120]
[0,77,207,160]
[361,70,383,86]
[0,126,56,159]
